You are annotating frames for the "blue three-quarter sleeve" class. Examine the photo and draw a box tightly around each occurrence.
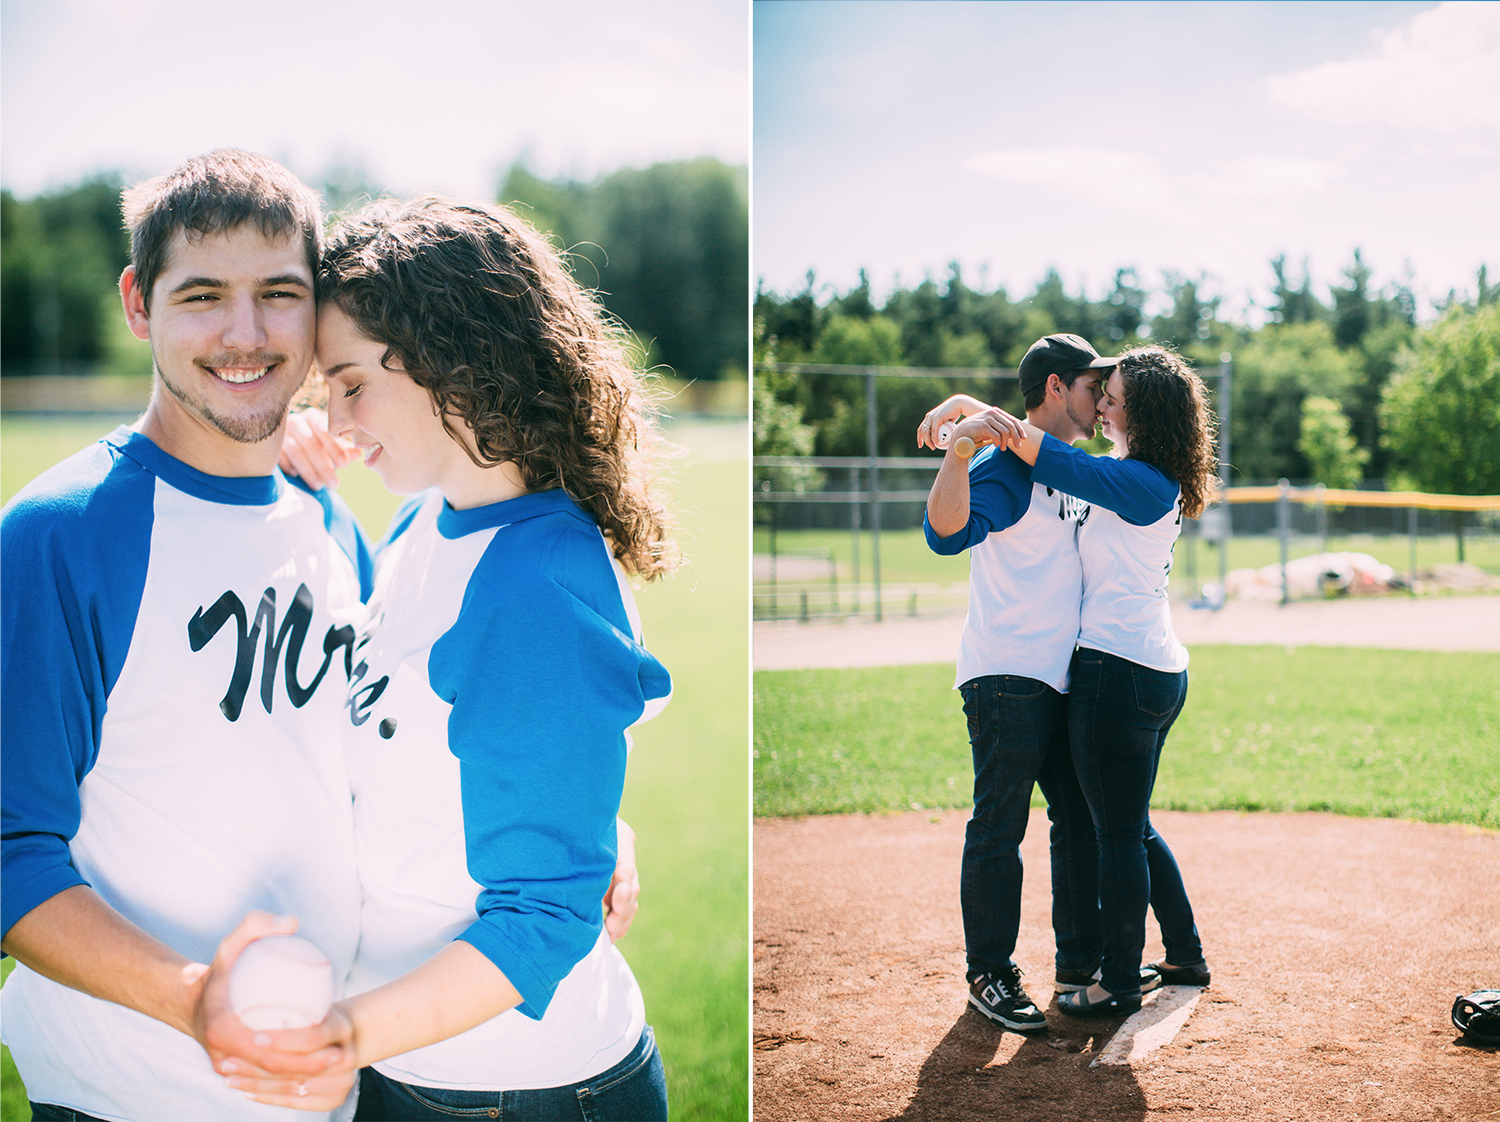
[924,446,1034,554]
[428,515,669,1018]
[1031,433,1178,525]
[1,445,153,941]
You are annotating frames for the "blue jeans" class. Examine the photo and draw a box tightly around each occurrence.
[351,1025,667,1121]
[1067,648,1203,998]
[959,675,1101,980]
[28,1106,111,1122]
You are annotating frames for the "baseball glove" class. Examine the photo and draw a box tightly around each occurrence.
[1451,990,1500,1044]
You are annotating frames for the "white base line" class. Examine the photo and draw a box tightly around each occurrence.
[1090,986,1203,1067]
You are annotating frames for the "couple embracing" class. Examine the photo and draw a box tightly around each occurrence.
[919,333,1219,1030]
[3,149,674,1120]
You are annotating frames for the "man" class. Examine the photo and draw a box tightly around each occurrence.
[2,151,643,1121]
[1,150,371,1120]
[918,333,1118,1032]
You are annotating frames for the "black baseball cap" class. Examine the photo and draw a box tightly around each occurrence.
[1018,334,1120,396]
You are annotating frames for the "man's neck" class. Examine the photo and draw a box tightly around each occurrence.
[135,394,283,478]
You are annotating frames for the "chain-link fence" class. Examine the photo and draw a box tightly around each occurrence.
[754,361,1500,622]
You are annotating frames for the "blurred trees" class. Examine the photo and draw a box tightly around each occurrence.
[756,252,1496,492]
[1381,302,1500,496]
[1299,395,1368,490]
[1,158,748,387]
[2,176,131,375]
[502,158,748,383]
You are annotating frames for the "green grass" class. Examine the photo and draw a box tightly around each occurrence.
[753,648,1500,829]
[0,960,19,1121]
[753,525,1500,591]
[1,417,749,1122]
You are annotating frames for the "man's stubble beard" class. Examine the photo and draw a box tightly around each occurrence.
[1064,397,1097,444]
[155,353,296,445]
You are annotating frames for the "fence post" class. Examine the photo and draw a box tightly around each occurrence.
[1315,482,1327,555]
[1408,505,1418,596]
[866,370,882,622]
[1277,478,1291,606]
[1216,353,1232,609]
[849,465,861,614]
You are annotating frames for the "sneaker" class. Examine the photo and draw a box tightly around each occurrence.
[1054,967,1101,993]
[1140,961,1211,993]
[968,967,1048,1032]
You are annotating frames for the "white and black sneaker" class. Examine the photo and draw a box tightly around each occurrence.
[968,966,1047,1032]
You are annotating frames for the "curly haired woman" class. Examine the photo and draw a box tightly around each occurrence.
[249,197,676,1119]
[929,345,1219,1018]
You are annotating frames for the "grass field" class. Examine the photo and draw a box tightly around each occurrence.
[754,648,1500,829]
[753,525,1500,590]
[1,416,750,1122]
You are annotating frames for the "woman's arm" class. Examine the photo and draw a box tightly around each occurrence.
[227,942,518,1110]
[1031,436,1178,524]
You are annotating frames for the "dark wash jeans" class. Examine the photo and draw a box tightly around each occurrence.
[28,1106,111,1122]
[1067,647,1203,998]
[352,1025,666,1122]
[959,675,1101,980]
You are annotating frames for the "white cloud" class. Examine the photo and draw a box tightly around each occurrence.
[963,146,1172,211]
[1204,154,1343,202]
[1266,1,1500,133]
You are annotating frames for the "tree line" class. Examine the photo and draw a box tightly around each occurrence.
[755,257,1500,496]
[1,157,747,385]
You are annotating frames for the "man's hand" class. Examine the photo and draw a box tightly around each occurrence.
[278,410,358,490]
[604,817,640,942]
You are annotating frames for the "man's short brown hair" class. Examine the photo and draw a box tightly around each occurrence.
[121,149,322,312]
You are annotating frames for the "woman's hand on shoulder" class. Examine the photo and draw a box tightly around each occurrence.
[954,408,1029,454]
[917,395,992,450]
[278,410,359,490]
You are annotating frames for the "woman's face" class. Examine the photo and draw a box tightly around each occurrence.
[1099,367,1129,453]
[316,304,468,496]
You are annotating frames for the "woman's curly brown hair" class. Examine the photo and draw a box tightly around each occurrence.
[318,196,677,579]
[1116,345,1221,520]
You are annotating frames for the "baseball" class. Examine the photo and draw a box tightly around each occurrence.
[229,934,334,1031]
[936,420,956,448]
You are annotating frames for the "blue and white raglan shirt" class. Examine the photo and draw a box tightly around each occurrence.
[924,444,1086,693]
[1,427,370,1122]
[342,486,671,1091]
[1032,433,1188,673]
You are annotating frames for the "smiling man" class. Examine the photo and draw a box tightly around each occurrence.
[917,333,1118,1034]
[0,150,372,1121]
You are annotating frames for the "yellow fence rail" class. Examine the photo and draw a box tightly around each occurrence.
[1224,486,1500,512]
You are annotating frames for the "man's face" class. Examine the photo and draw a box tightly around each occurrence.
[1062,369,1104,441]
[127,225,316,446]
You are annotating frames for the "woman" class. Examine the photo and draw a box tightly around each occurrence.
[232,196,676,1118]
[934,345,1217,1016]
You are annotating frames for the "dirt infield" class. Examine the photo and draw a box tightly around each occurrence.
[752,596,1500,1120]
[753,810,1500,1121]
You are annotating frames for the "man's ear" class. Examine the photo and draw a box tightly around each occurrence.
[120,267,151,342]
[1046,372,1066,400]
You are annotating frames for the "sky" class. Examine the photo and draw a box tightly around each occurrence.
[1,0,749,201]
[754,0,1500,324]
